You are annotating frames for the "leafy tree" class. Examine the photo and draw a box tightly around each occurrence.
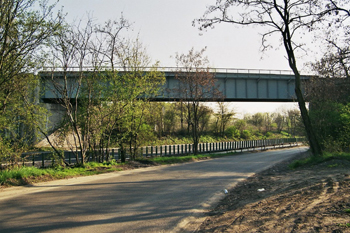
[234,119,247,132]
[147,102,165,137]
[213,102,235,136]
[163,104,178,135]
[45,12,165,164]
[307,28,350,152]
[198,105,213,134]
[274,112,286,133]
[339,103,350,150]
[114,40,165,160]
[249,113,264,131]
[263,113,276,133]
[0,0,62,163]
[286,109,302,137]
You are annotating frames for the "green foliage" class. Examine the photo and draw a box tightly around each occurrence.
[224,126,240,139]
[310,102,350,152]
[241,130,251,140]
[339,103,350,149]
[0,162,123,186]
[281,131,290,137]
[234,119,247,131]
[0,0,62,163]
[199,135,217,143]
[84,159,118,168]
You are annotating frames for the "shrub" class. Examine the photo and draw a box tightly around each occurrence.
[241,130,251,140]
[225,126,240,139]
[281,131,290,137]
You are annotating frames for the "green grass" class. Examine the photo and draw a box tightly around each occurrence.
[289,152,350,169]
[0,161,122,186]
[144,152,232,165]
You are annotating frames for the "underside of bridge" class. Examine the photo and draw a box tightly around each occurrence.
[39,70,312,103]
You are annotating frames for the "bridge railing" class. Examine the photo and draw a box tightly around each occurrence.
[41,66,301,75]
[20,138,305,167]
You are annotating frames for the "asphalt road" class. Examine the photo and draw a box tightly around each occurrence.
[0,147,308,233]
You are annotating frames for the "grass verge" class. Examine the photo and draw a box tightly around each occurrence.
[0,152,235,188]
[289,152,350,169]
[0,160,122,187]
[139,152,230,165]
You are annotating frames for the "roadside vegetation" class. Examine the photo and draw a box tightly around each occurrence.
[289,152,350,169]
[0,163,122,187]
[0,153,232,188]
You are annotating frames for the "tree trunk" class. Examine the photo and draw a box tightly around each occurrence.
[282,28,322,156]
[37,126,69,166]
[120,144,126,163]
[294,73,322,156]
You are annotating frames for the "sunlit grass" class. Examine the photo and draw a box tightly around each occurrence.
[0,161,122,186]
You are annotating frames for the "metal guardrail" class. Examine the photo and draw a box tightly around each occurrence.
[20,138,305,167]
[41,66,301,75]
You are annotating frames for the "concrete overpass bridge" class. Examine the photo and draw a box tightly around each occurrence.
[39,68,312,103]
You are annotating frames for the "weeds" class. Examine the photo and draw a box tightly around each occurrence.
[0,161,122,187]
[338,223,350,228]
[289,152,350,169]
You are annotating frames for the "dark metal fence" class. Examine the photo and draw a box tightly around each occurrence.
[21,137,305,167]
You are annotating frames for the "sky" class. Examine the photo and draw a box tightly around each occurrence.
[51,0,307,115]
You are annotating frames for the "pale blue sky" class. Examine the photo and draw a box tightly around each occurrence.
[52,0,306,114]
[54,0,296,70]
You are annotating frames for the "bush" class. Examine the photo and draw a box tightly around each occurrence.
[199,135,217,143]
[224,126,240,139]
[281,131,290,137]
[241,130,251,140]
[310,102,350,152]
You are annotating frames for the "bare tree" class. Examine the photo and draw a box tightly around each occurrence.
[47,17,95,164]
[94,15,131,71]
[174,47,221,155]
[194,0,350,156]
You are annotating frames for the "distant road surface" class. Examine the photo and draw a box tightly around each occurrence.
[0,147,308,233]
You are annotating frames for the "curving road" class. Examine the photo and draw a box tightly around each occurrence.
[0,147,308,233]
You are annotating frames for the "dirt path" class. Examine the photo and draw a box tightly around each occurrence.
[196,151,350,233]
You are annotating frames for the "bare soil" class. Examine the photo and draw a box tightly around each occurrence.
[196,151,350,233]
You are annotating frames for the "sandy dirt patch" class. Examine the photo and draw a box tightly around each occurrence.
[196,151,350,233]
